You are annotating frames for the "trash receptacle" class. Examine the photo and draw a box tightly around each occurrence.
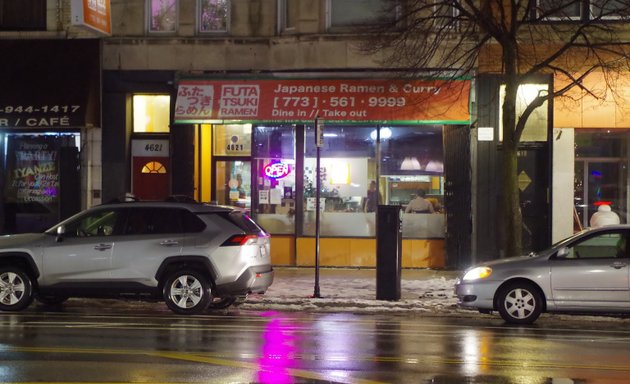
[376,204,402,300]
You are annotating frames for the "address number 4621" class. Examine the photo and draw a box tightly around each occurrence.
[145,144,164,152]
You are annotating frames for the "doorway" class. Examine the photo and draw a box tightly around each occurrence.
[132,157,170,201]
[213,159,251,210]
[518,145,551,253]
[131,138,170,201]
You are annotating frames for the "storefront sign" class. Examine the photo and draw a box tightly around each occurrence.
[175,78,471,124]
[71,0,112,35]
[264,162,291,179]
[0,105,83,128]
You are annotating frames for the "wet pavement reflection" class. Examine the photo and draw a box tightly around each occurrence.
[0,300,629,383]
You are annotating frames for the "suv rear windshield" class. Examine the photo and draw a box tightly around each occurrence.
[219,211,264,234]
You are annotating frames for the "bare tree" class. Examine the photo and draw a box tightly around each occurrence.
[361,0,630,257]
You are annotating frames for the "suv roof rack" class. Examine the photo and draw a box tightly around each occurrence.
[165,195,197,203]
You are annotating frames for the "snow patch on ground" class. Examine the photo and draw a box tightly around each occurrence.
[238,268,630,324]
[241,274,461,314]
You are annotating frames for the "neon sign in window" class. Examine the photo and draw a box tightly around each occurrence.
[264,162,291,179]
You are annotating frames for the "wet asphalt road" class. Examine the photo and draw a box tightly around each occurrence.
[1,300,630,383]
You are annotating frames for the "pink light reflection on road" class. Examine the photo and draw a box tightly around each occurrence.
[257,311,298,384]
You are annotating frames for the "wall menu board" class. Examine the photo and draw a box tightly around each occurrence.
[174,78,471,124]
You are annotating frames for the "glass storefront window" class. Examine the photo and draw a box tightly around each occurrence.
[253,125,296,234]
[303,125,375,237]
[574,129,630,228]
[248,123,446,239]
[133,95,171,133]
[381,125,446,239]
[213,124,252,156]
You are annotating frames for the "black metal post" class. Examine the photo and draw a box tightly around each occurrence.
[313,118,322,298]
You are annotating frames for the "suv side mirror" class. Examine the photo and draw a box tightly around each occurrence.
[56,225,66,242]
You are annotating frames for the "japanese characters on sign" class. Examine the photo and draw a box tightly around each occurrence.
[175,78,471,123]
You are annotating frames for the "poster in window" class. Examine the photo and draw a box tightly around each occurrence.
[4,136,60,225]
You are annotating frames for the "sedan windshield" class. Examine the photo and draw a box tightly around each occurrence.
[549,229,590,249]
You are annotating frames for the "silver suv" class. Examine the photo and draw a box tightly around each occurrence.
[0,201,273,314]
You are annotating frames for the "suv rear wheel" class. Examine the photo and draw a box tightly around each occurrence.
[163,269,211,315]
[0,267,33,311]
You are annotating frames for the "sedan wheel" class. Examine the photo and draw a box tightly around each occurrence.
[497,282,543,324]
[163,269,211,315]
[0,268,33,311]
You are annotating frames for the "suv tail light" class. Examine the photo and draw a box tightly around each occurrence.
[222,234,259,246]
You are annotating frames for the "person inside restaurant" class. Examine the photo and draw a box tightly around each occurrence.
[405,189,435,213]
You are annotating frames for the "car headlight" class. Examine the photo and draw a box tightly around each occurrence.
[462,266,492,281]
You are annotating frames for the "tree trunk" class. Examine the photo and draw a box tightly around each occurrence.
[501,76,523,257]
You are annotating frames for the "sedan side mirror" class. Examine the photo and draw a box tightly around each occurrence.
[56,225,66,242]
[556,246,569,258]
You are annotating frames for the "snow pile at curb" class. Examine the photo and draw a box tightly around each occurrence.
[240,276,462,314]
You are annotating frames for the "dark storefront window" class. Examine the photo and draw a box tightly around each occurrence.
[575,129,630,228]
[328,0,398,29]
[536,0,581,20]
[253,125,296,234]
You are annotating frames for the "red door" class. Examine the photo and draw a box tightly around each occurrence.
[132,157,169,201]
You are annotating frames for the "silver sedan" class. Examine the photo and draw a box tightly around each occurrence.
[455,225,630,324]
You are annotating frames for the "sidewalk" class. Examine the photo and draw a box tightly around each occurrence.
[240,267,464,315]
[239,268,630,324]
